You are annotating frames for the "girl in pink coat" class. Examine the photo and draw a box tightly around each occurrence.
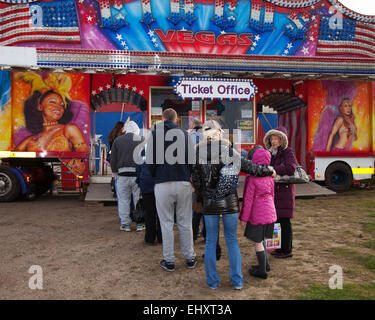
[239,146,277,279]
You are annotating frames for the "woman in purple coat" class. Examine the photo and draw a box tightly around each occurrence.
[263,127,297,258]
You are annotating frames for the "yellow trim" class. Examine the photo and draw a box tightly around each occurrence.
[352,168,375,175]
[0,151,36,158]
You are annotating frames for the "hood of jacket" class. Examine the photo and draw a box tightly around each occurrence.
[154,119,178,132]
[252,147,271,166]
[263,126,288,150]
[162,120,178,131]
[124,120,140,136]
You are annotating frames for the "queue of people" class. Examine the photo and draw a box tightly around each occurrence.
[108,108,297,290]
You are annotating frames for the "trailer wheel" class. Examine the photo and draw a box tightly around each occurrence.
[325,162,353,193]
[0,165,21,202]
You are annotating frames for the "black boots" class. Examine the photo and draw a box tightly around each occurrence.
[249,250,268,279]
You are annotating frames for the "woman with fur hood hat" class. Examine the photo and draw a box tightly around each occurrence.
[263,127,297,258]
[192,120,276,290]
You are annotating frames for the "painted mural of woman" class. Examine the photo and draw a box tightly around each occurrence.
[325,98,357,151]
[311,81,358,152]
[15,72,88,153]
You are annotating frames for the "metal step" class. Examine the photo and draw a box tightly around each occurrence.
[88,175,112,184]
[85,183,116,203]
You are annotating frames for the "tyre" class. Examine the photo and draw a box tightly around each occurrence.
[325,162,353,193]
[0,165,21,202]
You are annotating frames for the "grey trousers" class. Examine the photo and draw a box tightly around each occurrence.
[154,181,196,263]
[116,176,140,225]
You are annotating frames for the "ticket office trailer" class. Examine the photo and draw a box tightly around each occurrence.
[1,69,375,203]
[2,0,375,198]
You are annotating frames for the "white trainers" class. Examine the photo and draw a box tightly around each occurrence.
[136,224,146,232]
[120,224,131,232]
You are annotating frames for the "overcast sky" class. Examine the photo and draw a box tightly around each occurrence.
[338,0,375,15]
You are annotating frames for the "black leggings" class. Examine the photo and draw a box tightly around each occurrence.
[277,218,293,254]
[142,193,162,244]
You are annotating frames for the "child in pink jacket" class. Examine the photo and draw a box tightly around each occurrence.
[239,146,277,279]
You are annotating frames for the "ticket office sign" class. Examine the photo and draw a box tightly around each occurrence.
[174,78,257,101]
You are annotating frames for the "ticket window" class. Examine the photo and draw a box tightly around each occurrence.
[150,87,203,129]
[205,99,255,155]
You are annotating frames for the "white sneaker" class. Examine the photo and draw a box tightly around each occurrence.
[120,224,131,232]
[136,224,145,232]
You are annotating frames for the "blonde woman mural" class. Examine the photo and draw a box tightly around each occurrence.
[311,81,359,152]
[325,97,357,152]
[14,72,88,153]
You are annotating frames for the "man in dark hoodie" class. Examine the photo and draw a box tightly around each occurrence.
[147,108,197,272]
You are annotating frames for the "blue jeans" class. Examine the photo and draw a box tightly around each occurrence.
[204,213,244,289]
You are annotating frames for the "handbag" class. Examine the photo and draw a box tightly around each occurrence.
[130,198,145,223]
[275,164,309,184]
[275,152,309,184]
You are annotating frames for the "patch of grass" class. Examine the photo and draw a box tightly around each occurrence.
[360,201,375,209]
[357,255,375,271]
[363,240,375,249]
[295,283,375,300]
[332,247,356,256]
[332,248,375,272]
[362,219,375,234]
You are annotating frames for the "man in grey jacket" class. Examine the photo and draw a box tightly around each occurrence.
[110,121,144,232]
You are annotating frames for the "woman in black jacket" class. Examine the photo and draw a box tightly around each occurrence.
[191,120,275,290]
